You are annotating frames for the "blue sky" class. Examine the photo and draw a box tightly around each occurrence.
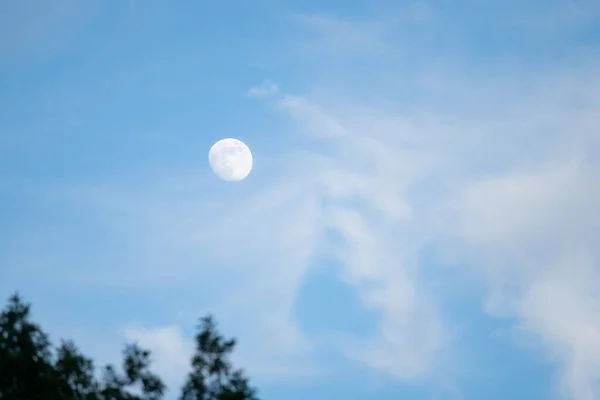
[1,0,600,399]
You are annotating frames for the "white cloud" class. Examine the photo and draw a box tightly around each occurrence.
[247,50,600,394]
[262,91,449,379]
[277,95,346,137]
[124,325,193,392]
[247,80,279,98]
[450,160,600,399]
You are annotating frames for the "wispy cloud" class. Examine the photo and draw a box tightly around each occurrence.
[124,325,192,392]
[240,39,600,394]
[247,80,279,98]
[452,160,600,399]
[276,95,346,137]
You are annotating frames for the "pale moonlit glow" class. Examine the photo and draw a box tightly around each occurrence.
[208,138,253,181]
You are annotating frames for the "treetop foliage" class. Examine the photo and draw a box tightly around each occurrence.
[0,293,258,400]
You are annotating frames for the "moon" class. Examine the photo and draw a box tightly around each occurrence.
[208,138,253,181]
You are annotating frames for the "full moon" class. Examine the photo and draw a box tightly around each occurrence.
[208,138,253,181]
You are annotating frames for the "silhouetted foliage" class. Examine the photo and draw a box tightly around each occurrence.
[0,293,259,400]
[180,317,257,400]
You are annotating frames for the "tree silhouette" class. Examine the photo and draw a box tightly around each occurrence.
[0,293,259,400]
[0,294,57,399]
[180,316,257,400]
